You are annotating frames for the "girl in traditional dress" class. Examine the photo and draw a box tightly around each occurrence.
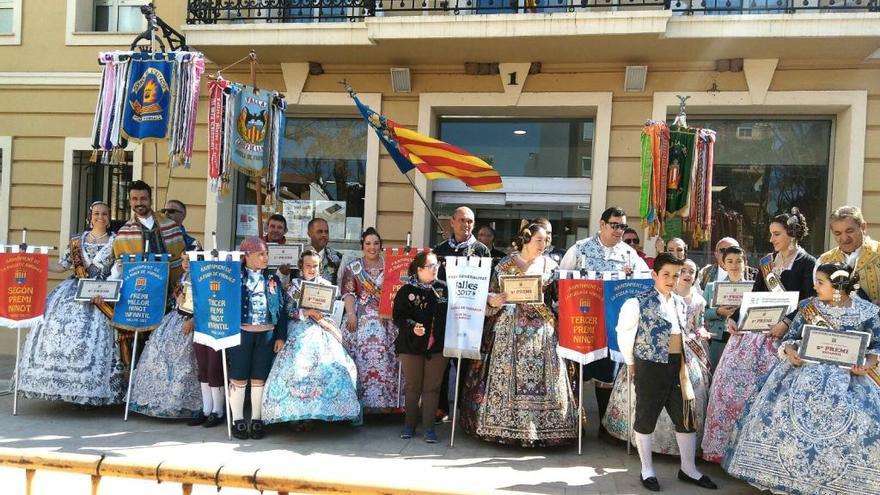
[702,208,816,463]
[724,264,880,494]
[603,258,713,455]
[392,251,448,443]
[468,223,578,447]
[128,253,201,419]
[262,250,361,425]
[702,246,750,369]
[341,228,402,413]
[16,201,125,406]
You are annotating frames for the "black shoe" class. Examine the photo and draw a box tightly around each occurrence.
[678,470,718,490]
[250,419,265,440]
[598,425,626,447]
[187,412,207,426]
[232,420,249,440]
[640,476,660,492]
[202,413,223,428]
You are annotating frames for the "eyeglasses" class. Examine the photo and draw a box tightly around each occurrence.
[606,222,628,231]
[623,238,638,245]
[161,208,183,215]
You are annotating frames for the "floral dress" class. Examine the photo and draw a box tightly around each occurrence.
[466,255,578,447]
[603,287,712,454]
[128,276,201,419]
[723,297,880,495]
[262,276,361,424]
[341,257,402,412]
[16,233,125,406]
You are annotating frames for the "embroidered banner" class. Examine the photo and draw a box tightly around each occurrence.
[191,255,242,351]
[443,256,491,360]
[111,254,169,332]
[230,86,272,175]
[0,248,49,328]
[557,278,607,365]
[122,53,174,141]
[603,277,655,363]
[378,247,430,319]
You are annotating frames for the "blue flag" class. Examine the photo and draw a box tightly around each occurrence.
[111,254,169,332]
[122,52,174,141]
[230,86,272,175]
[603,278,655,363]
[191,259,242,351]
[351,93,414,174]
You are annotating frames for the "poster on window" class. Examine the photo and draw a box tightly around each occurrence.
[557,277,607,365]
[111,254,170,332]
[315,200,346,240]
[443,256,491,360]
[0,247,49,328]
[237,205,259,237]
[283,200,313,240]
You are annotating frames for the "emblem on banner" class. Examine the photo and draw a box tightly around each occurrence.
[15,269,26,285]
[129,68,170,123]
[135,276,148,291]
[237,106,267,144]
[210,279,220,292]
[579,298,590,313]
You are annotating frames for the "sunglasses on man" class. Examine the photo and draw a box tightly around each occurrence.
[161,208,183,215]
[605,222,628,231]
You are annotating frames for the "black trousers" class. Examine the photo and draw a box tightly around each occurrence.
[633,354,695,435]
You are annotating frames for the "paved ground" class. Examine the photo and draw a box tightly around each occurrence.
[0,355,760,495]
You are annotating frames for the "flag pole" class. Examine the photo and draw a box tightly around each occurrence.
[402,171,446,238]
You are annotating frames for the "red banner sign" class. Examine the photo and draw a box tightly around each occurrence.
[557,278,607,365]
[378,247,430,319]
[0,252,49,326]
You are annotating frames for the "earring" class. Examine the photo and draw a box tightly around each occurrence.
[832,289,842,304]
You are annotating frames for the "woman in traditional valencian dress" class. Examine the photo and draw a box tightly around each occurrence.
[262,250,361,425]
[16,201,125,406]
[724,264,880,494]
[702,208,817,463]
[603,258,713,454]
[128,253,201,419]
[341,228,402,413]
[468,223,578,447]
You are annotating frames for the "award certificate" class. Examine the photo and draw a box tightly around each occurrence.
[178,283,194,315]
[500,275,544,304]
[299,282,337,314]
[711,282,753,307]
[739,305,787,332]
[267,243,303,269]
[74,279,122,302]
[799,325,870,368]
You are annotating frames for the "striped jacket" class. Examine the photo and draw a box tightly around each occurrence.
[112,213,185,287]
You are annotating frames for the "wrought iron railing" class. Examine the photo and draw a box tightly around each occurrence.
[186,0,878,24]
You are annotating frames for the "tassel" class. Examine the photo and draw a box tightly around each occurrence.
[90,149,99,163]
[679,355,696,431]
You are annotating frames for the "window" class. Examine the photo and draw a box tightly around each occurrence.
[0,136,10,244]
[683,118,832,265]
[0,0,13,33]
[233,118,368,251]
[93,0,145,32]
[70,151,134,234]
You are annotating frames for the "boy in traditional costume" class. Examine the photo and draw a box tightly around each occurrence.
[616,253,717,492]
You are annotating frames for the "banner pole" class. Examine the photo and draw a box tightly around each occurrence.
[578,361,583,456]
[449,357,462,448]
[222,349,232,440]
[12,327,21,415]
[627,366,633,456]
[402,172,445,238]
[396,362,402,409]
[123,331,138,421]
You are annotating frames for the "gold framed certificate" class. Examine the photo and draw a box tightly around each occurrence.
[74,279,122,302]
[798,325,870,368]
[711,282,753,307]
[178,283,194,315]
[299,281,338,314]
[739,305,786,332]
[267,243,303,269]
[499,275,543,304]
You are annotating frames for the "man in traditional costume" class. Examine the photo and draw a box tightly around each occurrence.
[162,199,201,252]
[616,253,717,492]
[559,206,650,443]
[819,205,880,304]
[112,180,186,365]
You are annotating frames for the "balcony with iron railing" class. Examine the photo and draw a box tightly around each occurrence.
[186,0,877,24]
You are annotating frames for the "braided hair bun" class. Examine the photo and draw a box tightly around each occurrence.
[772,207,809,240]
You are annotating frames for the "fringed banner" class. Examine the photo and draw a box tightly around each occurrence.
[0,246,50,328]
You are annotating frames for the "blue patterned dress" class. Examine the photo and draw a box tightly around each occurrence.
[723,297,880,495]
[262,276,361,424]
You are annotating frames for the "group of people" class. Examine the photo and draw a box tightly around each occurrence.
[11,177,880,494]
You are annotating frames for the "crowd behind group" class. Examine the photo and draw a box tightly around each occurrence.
[11,179,880,495]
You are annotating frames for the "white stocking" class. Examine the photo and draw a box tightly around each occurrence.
[250,385,264,420]
[635,432,655,479]
[200,383,212,415]
[676,432,702,479]
[211,387,225,417]
[229,383,246,422]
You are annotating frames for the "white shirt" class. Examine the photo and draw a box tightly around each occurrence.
[616,289,682,365]
[715,266,728,282]
[844,246,862,269]
[138,214,155,230]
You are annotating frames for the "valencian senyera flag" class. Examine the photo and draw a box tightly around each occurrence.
[349,91,502,191]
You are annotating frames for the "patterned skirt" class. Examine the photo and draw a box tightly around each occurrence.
[128,311,201,419]
[346,312,402,412]
[723,362,880,495]
[262,319,361,424]
[17,279,125,406]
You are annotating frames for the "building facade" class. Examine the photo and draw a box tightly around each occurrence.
[1,0,879,278]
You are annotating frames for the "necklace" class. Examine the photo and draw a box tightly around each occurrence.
[87,231,109,243]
